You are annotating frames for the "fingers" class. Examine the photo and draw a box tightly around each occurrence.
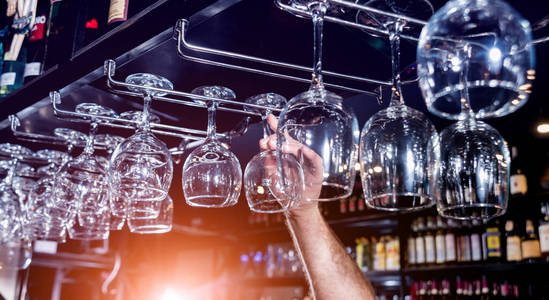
[267,114,278,132]
[259,134,277,151]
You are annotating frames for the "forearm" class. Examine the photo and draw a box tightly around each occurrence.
[286,207,376,300]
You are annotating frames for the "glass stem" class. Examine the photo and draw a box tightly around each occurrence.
[389,21,404,106]
[206,101,217,141]
[458,44,475,121]
[310,1,327,90]
[4,158,17,186]
[141,94,152,132]
[84,121,98,155]
[261,110,273,139]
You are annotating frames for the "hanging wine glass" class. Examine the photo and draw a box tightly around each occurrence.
[275,0,359,202]
[109,73,173,224]
[243,93,304,213]
[95,134,125,230]
[359,15,439,211]
[27,150,70,242]
[437,45,510,220]
[417,0,535,120]
[0,144,33,270]
[182,86,242,208]
[55,103,116,241]
[127,194,173,234]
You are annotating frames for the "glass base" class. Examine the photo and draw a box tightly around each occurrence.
[310,183,352,202]
[249,200,290,214]
[128,224,171,234]
[365,193,435,211]
[438,203,506,220]
[68,230,109,241]
[186,195,236,208]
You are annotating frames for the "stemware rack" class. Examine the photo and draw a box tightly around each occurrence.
[7,0,549,154]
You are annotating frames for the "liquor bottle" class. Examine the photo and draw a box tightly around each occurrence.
[24,1,49,84]
[0,46,27,96]
[521,219,541,263]
[357,193,365,212]
[481,276,490,300]
[339,198,347,215]
[425,216,436,265]
[505,220,522,262]
[362,237,372,271]
[430,280,438,300]
[538,201,549,260]
[416,217,426,266]
[456,276,463,299]
[484,218,502,261]
[418,281,427,300]
[461,221,472,263]
[510,146,528,196]
[408,219,417,266]
[445,219,457,264]
[386,235,400,271]
[373,236,386,271]
[348,195,357,214]
[435,216,446,265]
[470,219,483,262]
[492,282,500,299]
[441,279,450,300]
[355,238,364,270]
[474,280,481,298]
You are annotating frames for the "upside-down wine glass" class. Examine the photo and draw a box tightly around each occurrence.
[358,10,439,211]
[243,93,304,213]
[437,44,510,220]
[182,86,242,208]
[109,73,173,234]
[416,0,535,120]
[54,103,116,240]
[27,149,70,242]
[0,143,33,269]
[276,0,359,202]
[127,194,173,234]
[95,134,125,230]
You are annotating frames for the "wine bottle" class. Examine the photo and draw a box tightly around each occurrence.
[435,216,446,265]
[510,146,528,195]
[445,219,457,264]
[484,218,502,262]
[408,219,417,267]
[505,220,522,262]
[416,217,426,266]
[425,216,436,265]
[521,219,541,263]
[538,201,549,260]
[24,0,49,84]
[470,219,483,262]
[0,46,27,96]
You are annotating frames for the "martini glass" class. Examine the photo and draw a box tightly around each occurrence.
[243,93,304,213]
[182,86,242,207]
[109,74,173,222]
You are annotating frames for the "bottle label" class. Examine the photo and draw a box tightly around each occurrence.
[445,233,456,261]
[29,14,47,41]
[522,240,541,259]
[486,230,502,258]
[506,236,522,261]
[24,62,41,78]
[424,235,435,263]
[435,234,445,264]
[510,174,528,195]
[539,224,549,253]
[407,237,416,264]
[471,233,482,261]
[415,237,425,264]
[108,0,129,24]
[1,72,16,86]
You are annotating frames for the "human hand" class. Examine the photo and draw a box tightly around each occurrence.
[259,114,324,215]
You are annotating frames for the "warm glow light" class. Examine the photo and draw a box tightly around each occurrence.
[161,288,182,300]
[354,162,361,171]
[373,166,383,173]
[511,99,520,105]
[256,186,265,195]
[488,48,502,62]
[537,123,549,134]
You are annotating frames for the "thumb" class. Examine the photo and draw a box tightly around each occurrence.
[266,114,279,132]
